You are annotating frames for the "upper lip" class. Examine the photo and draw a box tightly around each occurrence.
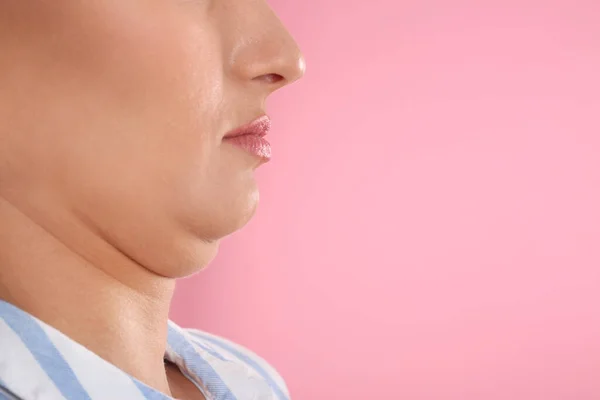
[223,115,271,139]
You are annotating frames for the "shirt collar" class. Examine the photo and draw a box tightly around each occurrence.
[0,299,176,400]
[0,300,281,400]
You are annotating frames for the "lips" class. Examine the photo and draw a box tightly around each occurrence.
[223,115,272,161]
[223,115,271,139]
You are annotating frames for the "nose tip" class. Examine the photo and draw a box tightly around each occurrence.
[227,5,307,93]
[294,54,307,82]
[287,51,306,83]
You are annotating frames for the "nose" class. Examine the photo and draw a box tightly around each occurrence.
[228,8,306,93]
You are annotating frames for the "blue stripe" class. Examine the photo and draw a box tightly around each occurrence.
[133,381,170,400]
[0,302,91,400]
[190,332,288,400]
[0,391,14,400]
[167,325,237,400]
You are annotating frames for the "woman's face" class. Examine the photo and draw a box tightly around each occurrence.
[0,1,304,276]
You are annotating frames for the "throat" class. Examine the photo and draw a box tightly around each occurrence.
[0,195,177,396]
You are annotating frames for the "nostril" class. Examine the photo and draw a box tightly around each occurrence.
[254,73,284,84]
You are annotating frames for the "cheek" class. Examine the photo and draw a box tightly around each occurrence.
[89,13,225,128]
[62,19,257,240]
[59,9,227,189]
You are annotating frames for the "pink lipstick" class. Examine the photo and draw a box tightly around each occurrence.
[223,115,272,161]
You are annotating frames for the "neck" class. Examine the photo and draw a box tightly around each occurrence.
[0,195,175,395]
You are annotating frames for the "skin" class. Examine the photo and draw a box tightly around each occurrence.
[0,0,304,398]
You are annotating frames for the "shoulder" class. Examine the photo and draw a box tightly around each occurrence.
[182,328,291,399]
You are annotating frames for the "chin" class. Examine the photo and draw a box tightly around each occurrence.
[156,239,222,278]
[156,180,260,276]
[203,171,260,236]
[205,181,261,240]
[121,159,262,278]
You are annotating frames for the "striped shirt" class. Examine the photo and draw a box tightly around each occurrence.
[0,300,290,400]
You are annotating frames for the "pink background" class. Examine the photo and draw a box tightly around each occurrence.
[171,1,600,398]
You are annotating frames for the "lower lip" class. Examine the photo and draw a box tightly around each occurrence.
[223,135,272,161]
